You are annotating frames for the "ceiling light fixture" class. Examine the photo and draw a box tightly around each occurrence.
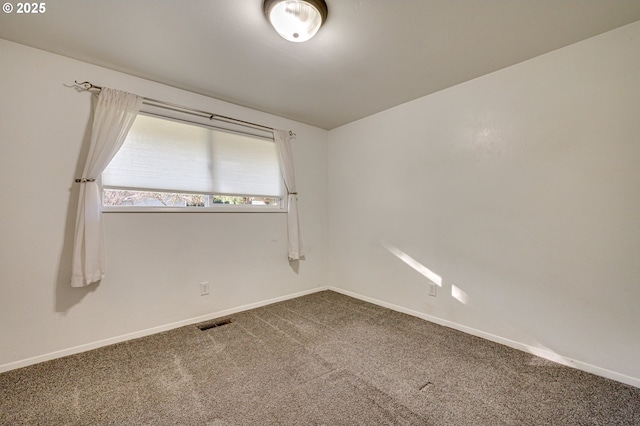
[263,0,328,43]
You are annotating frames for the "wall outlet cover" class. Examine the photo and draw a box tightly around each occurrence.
[200,282,210,296]
[428,283,437,297]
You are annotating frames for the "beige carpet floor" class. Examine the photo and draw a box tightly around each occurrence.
[1,290,638,425]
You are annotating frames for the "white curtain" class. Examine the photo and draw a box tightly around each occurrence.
[274,129,304,260]
[71,88,142,287]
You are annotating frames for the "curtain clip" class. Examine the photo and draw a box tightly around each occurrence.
[75,178,96,183]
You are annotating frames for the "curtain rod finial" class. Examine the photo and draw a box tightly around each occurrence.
[74,80,102,91]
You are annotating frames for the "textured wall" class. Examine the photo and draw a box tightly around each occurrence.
[328,21,640,384]
[0,39,329,368]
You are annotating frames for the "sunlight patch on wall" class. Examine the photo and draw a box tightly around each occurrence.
[526,344,571,367]
[451,284,469,305]
[380,240,442,286]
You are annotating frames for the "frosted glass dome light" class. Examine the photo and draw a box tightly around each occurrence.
[264,0,328,42]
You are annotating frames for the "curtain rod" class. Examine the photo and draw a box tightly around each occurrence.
[74,81,296,138]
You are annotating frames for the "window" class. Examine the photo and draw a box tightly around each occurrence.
[102,114,284,211]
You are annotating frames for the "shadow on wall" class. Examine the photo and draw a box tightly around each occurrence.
[54,92,98,313]
[289,258,300,273]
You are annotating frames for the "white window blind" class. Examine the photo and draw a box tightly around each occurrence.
[102,114,282,197]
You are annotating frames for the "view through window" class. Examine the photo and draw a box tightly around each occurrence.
[103,189,279,207]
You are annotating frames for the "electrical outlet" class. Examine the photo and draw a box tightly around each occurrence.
[428,283,437,297]
[200,282,210,296]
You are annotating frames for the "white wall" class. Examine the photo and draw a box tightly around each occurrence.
[329,21,640,385]
[2,20,640,387]
[0,39,328,369]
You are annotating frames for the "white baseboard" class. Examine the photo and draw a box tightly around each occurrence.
[3,285,638,389]
[328,286,640,389]
[0,286,329,374]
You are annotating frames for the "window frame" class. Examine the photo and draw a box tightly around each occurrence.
[101,110,287,214]
[102,203,285,214]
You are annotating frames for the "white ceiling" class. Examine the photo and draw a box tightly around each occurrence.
[2,0,640,129]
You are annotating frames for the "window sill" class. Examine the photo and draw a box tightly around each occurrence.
[102,206,286,213]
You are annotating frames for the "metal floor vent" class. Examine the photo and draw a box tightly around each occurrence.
[197,319,232,331]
